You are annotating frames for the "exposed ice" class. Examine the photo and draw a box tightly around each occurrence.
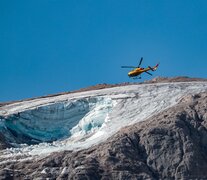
[0,82,207,163]
[1,97,112,143]
[70,97,113,137]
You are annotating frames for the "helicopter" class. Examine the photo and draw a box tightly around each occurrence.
[121,57,159,79]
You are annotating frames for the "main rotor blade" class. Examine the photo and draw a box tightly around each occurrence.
[121,66,137,68]
[144,71,152,76]
[138,57,143,68]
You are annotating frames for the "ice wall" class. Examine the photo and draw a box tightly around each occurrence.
[0,97,113,146]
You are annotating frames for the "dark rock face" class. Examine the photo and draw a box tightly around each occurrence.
[0,92,207,179]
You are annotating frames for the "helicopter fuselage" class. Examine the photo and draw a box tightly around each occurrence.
[128,67,149,77]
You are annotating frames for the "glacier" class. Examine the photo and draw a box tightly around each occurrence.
[0,82,207,163]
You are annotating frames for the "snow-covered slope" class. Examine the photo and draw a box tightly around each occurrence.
[0,82,207,163]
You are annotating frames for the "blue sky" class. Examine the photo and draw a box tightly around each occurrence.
[1,0,207,102]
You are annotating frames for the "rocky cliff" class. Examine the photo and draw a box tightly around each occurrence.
[0,92,207,179]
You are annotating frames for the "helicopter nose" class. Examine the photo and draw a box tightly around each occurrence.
[128,72,132,77]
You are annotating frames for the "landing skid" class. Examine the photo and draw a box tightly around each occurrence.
[130,76,141,80]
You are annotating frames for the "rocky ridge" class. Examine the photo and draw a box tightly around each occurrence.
[0,76,206,107]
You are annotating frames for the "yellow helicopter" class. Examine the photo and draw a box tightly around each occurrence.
[121,57,159,79]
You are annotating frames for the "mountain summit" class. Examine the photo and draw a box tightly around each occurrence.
[0,77,207,179]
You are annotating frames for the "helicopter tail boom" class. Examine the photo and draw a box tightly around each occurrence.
[148,63,159,71]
